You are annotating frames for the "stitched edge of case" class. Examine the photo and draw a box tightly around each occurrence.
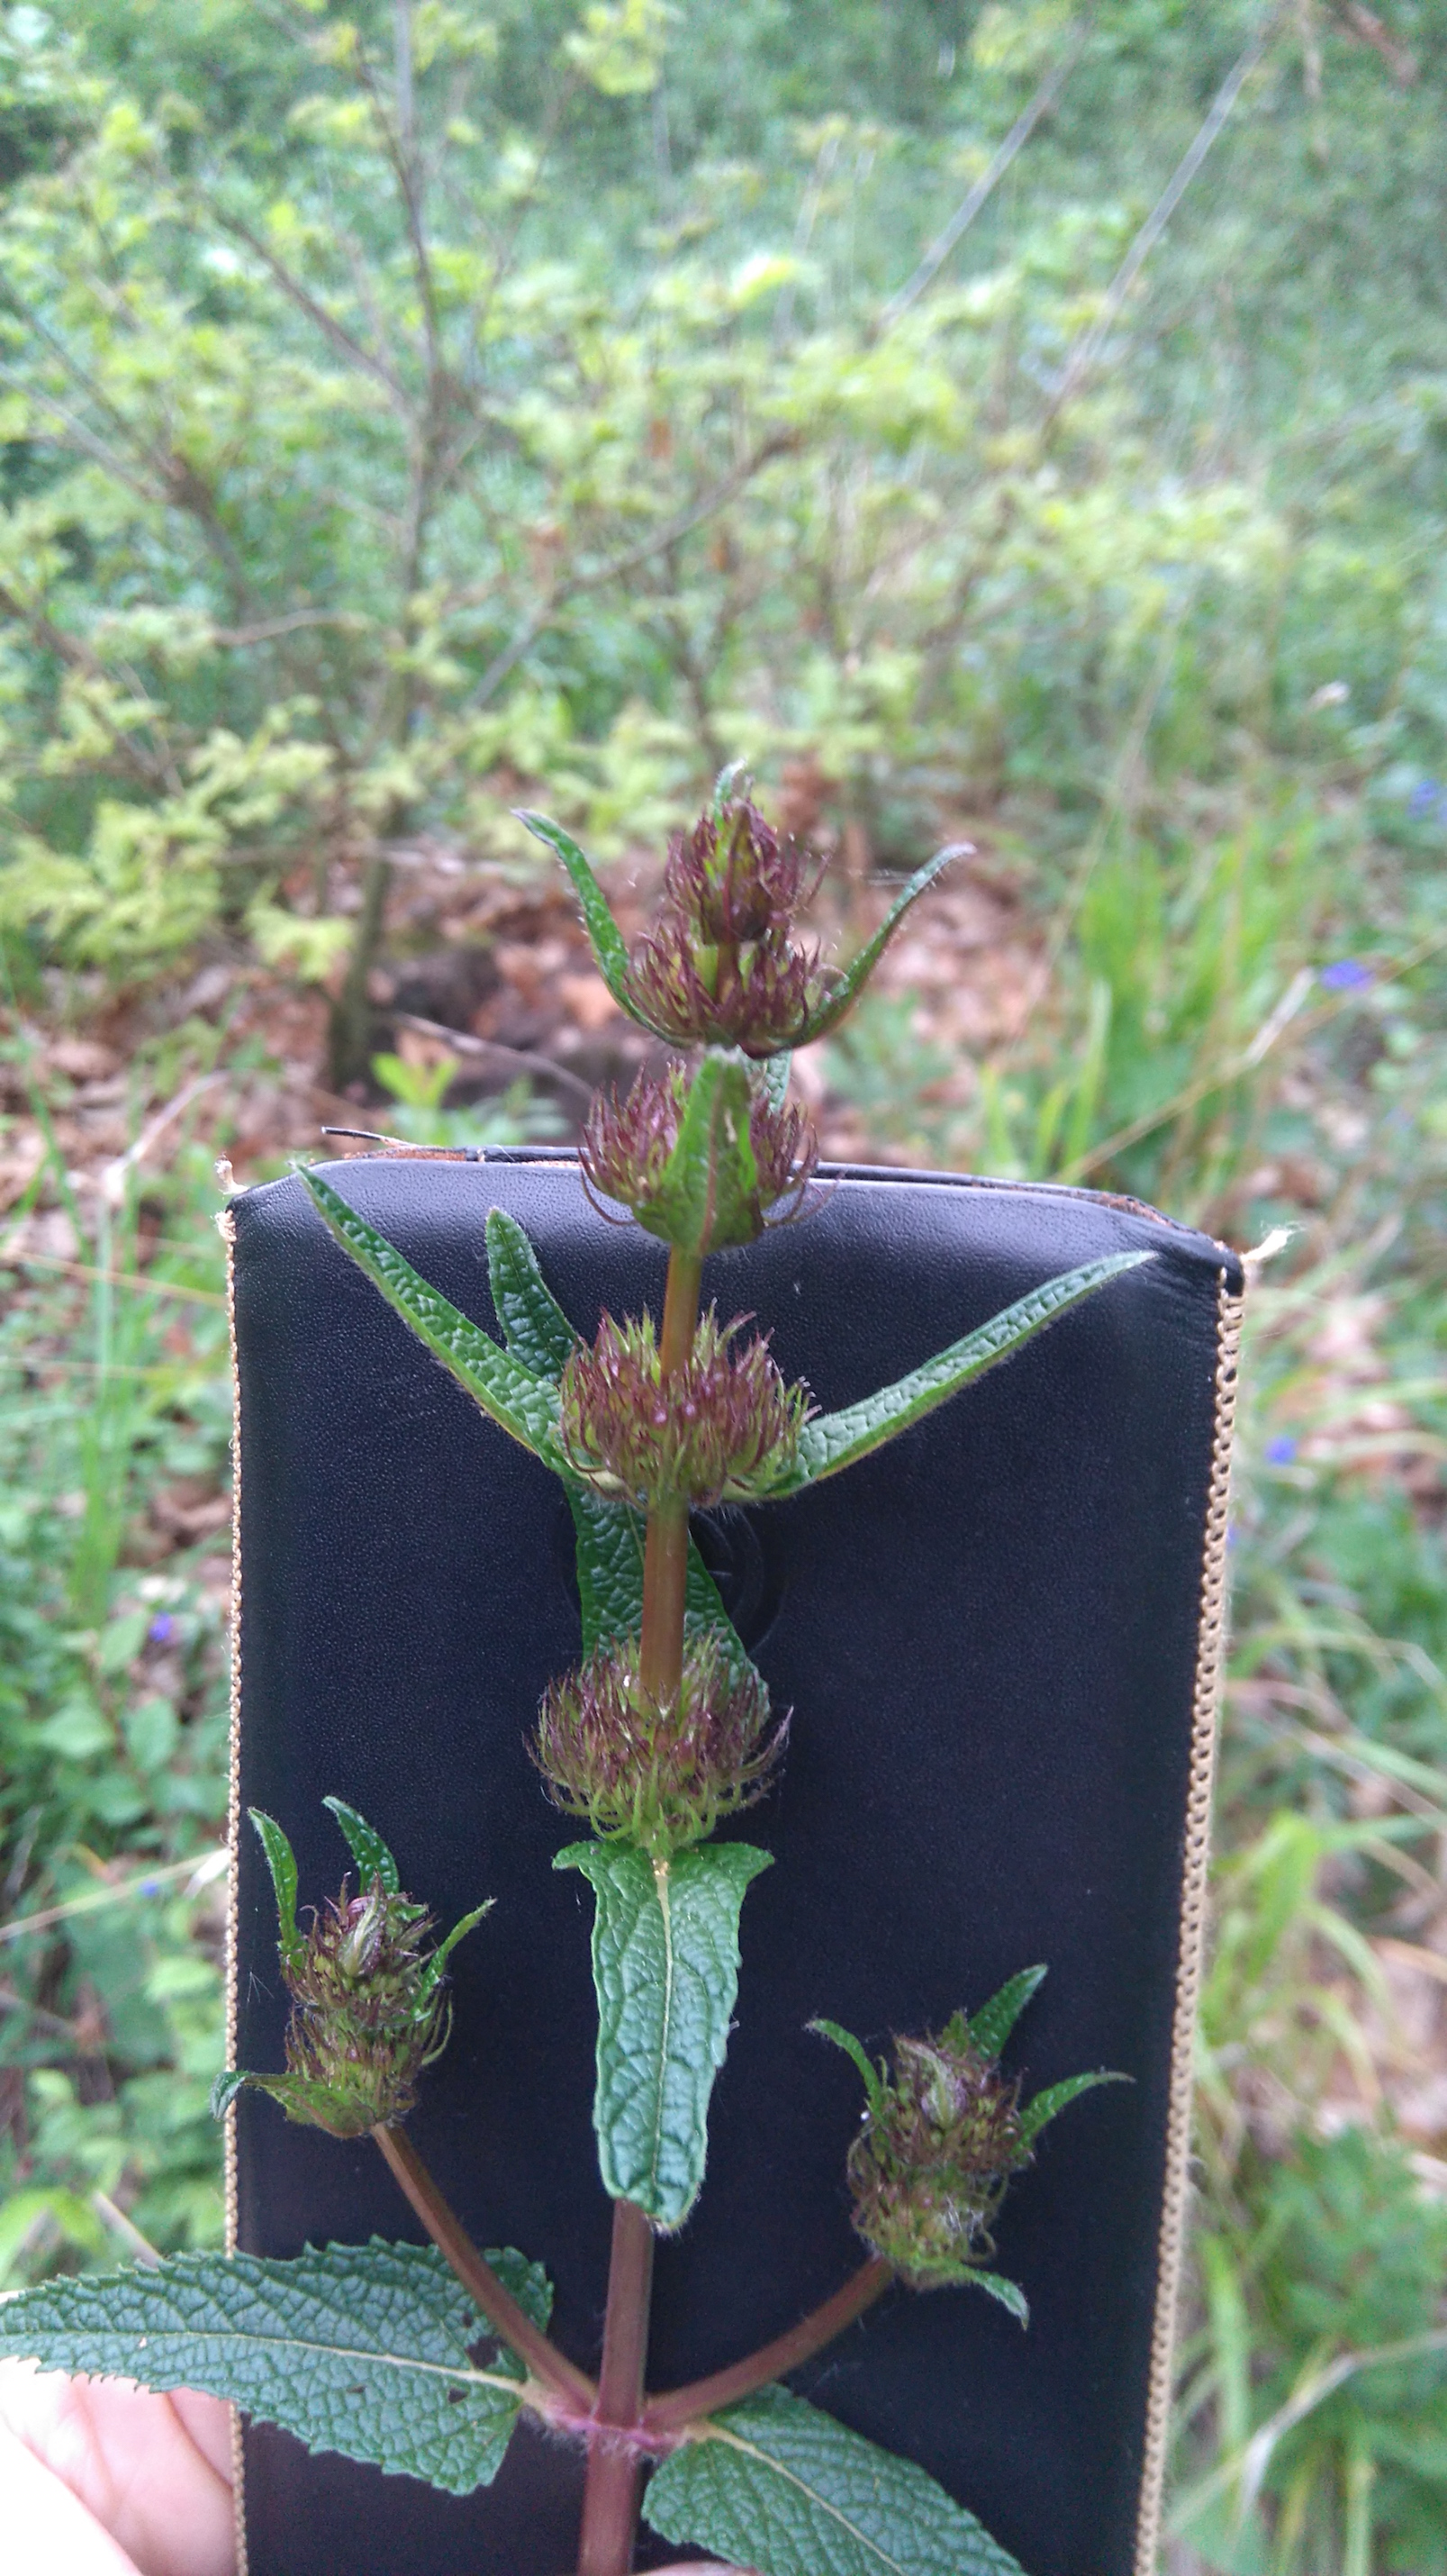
[1134,1267,1244,2576]
[219,1207,249,2576]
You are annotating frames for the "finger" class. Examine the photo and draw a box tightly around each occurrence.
[0,2415,144,2574]
[167,2388,236,2486]
[0,2362,235,2576]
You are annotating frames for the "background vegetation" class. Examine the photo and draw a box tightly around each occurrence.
[1,3,1446,2569]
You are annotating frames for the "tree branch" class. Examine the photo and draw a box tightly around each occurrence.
[466,432,797,711]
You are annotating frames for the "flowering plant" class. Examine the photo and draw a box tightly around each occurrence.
[0,776,1145,2576]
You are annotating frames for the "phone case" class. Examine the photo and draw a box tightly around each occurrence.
[222,1150,1243,2576]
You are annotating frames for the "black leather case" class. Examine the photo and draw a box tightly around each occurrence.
[223,1153,1243,2576]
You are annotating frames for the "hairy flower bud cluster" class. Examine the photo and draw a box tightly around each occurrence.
[534,1631,786,1856]
[558,1308,810,1507]
[623,795,839,1057]
[580,1058,817,1244]
[846,2015,1030,2288]
[263,1879,450,2140]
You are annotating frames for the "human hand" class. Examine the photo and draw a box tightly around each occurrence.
[0,2360,234,2575]
[0,2363,754,2575]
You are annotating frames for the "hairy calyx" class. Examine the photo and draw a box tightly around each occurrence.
[559,1308,810,1508]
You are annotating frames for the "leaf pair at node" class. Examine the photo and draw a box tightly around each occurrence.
[214,1801,491,2140]
[297,1165,1153,1509]
[814,1967,1127,2322]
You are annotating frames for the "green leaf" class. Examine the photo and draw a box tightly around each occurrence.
[210,2068,248,2119]
[415,1899,494,2006]
[963,2272,1030,2327]
[249,1809,303,1974]
[647,1050,761,1253]
[565,1483,647,1653]
[514,812,639,1016]
[773,1250,1153,1492]
[556,1839,773,2229]
[645,2383,1026,2576]
[0,2240,551,2496]
[1017,2067,1129,2147]
[804,845,972,1042]
[760,1051,792,1113]
[809,2017,886,2118]
[965,1966,1047,2061]
[322,1796,400,1894]
[298,1166,562,1460]
[484,1207,578,1379]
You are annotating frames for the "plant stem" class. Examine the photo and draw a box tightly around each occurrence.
[372,2123,597,2413]
[577,2198,656,2576]
[643,2255,892,2433]
[576,1238,703,2574]
[638,1246,702,1704]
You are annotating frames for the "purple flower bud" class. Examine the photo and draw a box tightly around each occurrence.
[581,1058,817,1247]
[558,1309,811,1508]
[1318,958,1372,993]
[847,2016,1029,2287]
[621,794,839,1057]
[148,1613,176,1644]
[261,1878,452,2138]
[1265,1434,1298,1465]
[534,1633,786,1857]
[1407,778,1442,818]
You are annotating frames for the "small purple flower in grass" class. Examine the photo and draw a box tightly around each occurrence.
[148,1612,176,1644]
[140,1878,162,1898]
[1407,779,1442,819]
[1319,959,1372,993]
[1266,1435,1298,1465]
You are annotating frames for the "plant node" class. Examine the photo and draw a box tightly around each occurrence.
[534,1631,786,1857]
[581,1057,817,1247]
[558,1307,810,1506]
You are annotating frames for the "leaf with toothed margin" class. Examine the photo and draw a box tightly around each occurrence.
[1018,2067,1129,2148]
[645,2382,1026,2576]
[484,1206,579,1379]
[764,1250,1153,1495]
[965,1965,1047,2060]
[644,1051,761,1255]
[298,1166,562,1461]
[249,1810,303,1974]
[801,844,972,1042]
[556,1839,772,2229]
[514,812,641,1019]
[321,1797,400,1894]
[0,2240,553,2495]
